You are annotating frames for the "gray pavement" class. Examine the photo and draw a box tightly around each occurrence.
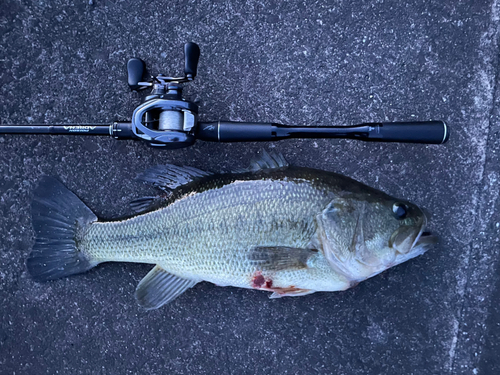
[0,0,499,374]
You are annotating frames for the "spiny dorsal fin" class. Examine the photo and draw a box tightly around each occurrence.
[135,265,198,310]
[137,165,213,191]
[248,246,318,271]
[233,149,289,173]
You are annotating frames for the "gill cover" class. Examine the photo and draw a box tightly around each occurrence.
[315,195,428,282]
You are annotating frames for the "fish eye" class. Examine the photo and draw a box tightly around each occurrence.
[392,203,407,219]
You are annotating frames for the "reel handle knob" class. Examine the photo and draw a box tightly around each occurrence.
[127,58,146,90]
[184,42,200,80]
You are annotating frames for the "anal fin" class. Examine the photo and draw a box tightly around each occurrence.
[135,265,198,310]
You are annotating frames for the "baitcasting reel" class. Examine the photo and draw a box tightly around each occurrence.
[0,43,449,148]
[124,42,201,148]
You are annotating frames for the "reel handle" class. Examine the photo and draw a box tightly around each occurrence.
[184,42,200,79]
[127,58,146,90]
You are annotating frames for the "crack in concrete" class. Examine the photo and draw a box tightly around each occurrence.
[450,0,500,372]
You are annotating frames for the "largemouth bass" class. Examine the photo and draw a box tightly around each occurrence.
[27,151,435,309]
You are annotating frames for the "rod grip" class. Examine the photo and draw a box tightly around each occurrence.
[374,121,449,144]
[197,121,274,141]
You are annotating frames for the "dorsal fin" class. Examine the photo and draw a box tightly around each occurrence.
[233,149,289,173]
[129,195,170,214]
[139,151,288,190]
[137,165,213,191]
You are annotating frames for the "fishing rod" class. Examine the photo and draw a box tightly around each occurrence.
[0,43,449,149]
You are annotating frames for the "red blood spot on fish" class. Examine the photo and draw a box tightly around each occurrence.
[252,272,265,288]
[252,271,273,289]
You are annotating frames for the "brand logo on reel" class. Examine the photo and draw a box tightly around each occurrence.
[63,126,97,132]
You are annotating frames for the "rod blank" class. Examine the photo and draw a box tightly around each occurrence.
[0,124,112,135]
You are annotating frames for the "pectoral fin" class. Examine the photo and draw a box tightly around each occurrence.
[248,246,318,271]
[135,265,198,310]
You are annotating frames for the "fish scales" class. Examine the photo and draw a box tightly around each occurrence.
[83,171,335,289]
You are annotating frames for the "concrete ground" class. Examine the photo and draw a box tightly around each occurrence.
[1,0,499,374]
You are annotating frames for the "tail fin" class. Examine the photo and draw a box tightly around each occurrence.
[27,177,99,281]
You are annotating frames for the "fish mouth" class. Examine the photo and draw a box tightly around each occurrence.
[411,230,438,249]
[391,212,437,255]
[389,226,437,267]
[393,225,437,263]
[410,212,438,250]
